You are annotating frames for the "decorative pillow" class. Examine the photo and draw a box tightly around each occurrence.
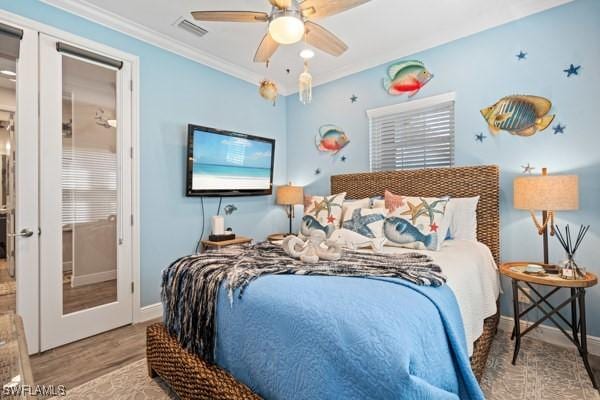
[301,192,346,237]
[383,192,449,251]
[341,197,383,221]
[445,196,479,241]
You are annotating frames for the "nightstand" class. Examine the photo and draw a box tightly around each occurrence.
[267,233,290,243]
[500,262,598,389]
[200,236,252,252]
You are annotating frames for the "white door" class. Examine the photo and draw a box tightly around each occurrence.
[0,23,41,353]
[39,34,133,350]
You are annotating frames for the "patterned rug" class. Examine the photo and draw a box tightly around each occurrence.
[54,332,599,399]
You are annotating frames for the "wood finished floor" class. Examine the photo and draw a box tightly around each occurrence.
[31,318,160,390]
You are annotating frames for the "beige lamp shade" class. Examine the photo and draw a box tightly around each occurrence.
[276,185,304,205]
[514,174,579,211]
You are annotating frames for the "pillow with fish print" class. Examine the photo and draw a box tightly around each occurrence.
[383,192,450,251]
[341,196,384,220]
[301,192,346,238]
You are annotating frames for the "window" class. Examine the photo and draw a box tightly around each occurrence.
[367,92,455,171]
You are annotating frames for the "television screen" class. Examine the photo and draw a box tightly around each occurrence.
[186,125,275,197]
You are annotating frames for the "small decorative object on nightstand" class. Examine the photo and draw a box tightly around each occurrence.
[200,236,252,253]
[276,183,304,236]
[513,167,578,265]
[500,262,598,389]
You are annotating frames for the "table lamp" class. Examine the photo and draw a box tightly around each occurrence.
[276,183,304,235]
[513,167,579,264]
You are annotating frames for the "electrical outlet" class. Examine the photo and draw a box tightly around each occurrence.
[518,287,532,304]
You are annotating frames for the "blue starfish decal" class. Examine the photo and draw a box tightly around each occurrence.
[564,64,580,77]
[516,51,527,60]
[521,163,535,174]
[350,94,358,103]
[315,168,321,175]
[342,209,384,238]
[475,132,487,143]
[340,155,347,162]
[553,123,565,134]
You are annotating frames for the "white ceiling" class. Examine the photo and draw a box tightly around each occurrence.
[43,0,572,95]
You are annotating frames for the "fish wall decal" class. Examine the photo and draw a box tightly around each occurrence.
[480,95,555,137]
[315,125,350,154]
[383,60,434,97]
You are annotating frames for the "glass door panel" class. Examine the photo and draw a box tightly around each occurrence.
[61,56,118,315]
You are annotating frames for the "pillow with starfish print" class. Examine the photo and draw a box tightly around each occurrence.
[301,192,346,237]
[383,191,450,251]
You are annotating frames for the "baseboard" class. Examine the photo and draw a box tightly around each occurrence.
[71,269,116,287]
[136,302,163,323]
[498,315,600,356]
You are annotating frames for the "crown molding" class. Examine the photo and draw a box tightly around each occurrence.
[301,0,574,94]
[40,0,271,90]
[40,0,571,97]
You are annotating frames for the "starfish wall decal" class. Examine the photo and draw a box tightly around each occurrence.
[521,163,535,174]
[340,155,347,162]
[475,132,487,142]
[564,64,581,77]
[350,94,358,103]
[315,168,321,175]
[342,209,384,238]
[553,123,566,134]
[516,51,527,60]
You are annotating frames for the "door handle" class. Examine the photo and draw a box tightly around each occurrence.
[8,228,34,238]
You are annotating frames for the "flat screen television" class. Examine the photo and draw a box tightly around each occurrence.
[186,124,275,197]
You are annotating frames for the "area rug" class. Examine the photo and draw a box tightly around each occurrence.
[54,333,599,399]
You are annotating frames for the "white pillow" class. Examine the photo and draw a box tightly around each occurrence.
[330,229,386,252]
[445,196,479,241]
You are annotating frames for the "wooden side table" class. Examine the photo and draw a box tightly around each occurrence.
[200,236,252,252]
[267,233,289,243]
[500,262,598,389]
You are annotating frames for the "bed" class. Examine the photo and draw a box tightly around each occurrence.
[147,165,501,400]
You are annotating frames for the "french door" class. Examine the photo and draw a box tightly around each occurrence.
[39,34,133,350]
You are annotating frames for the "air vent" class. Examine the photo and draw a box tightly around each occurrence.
[177,18,208,37]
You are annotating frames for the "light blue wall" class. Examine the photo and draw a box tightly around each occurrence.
[0,0,288,306]
[286,0,600,335]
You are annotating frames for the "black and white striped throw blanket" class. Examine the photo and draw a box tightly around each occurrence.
[161,241,445,363]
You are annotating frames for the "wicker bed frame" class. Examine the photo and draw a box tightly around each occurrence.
[147,165,501,400]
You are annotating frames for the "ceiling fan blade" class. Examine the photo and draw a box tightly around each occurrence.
[304,21,348,57]
[191,11,269,23]
[269,0,293,9]
[254,33,280,63]
[300,0,371,19]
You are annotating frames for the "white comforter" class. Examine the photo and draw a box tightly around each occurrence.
[375,240,500,355]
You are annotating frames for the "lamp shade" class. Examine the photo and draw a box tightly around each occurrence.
[514,174,579,211]
[276,185,304,205]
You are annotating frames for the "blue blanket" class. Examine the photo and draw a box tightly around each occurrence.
[214,275,484,400]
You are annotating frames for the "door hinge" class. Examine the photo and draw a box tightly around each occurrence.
[130,80,133,91]
[131,281,134,293]
[130,214,134,226]
[130,147,134,159]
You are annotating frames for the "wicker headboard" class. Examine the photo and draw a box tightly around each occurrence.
[331,165,500,263]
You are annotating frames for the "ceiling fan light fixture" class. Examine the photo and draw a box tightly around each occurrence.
[268,11,305,44]
[300,49,315,59]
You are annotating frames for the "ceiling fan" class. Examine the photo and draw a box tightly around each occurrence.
[191,0,371,63]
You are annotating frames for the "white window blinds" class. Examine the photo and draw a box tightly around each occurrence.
[62,147,117,225]
[368,92,455,171]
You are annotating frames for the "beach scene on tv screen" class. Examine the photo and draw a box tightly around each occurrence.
[192,129,272,191]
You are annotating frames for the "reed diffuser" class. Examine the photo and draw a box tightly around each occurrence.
[554,224,590,279]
